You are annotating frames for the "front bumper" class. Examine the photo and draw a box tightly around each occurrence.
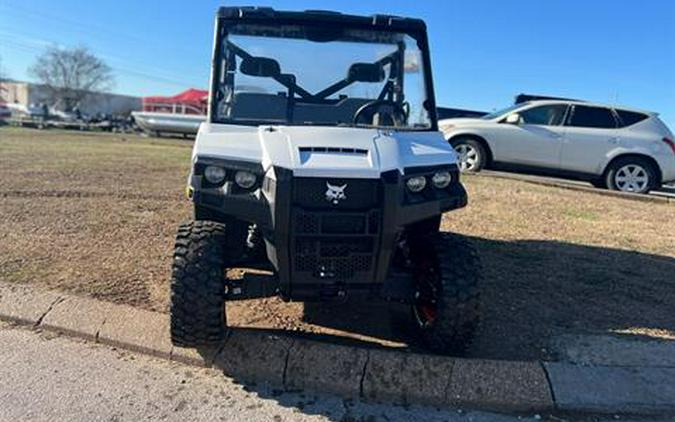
[190,162,467,301]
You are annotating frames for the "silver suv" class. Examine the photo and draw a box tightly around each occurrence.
[440,100,675,194]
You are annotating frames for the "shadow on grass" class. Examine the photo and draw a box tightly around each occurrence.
[301,236,675,361]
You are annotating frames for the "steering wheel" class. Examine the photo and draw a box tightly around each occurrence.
[353,100,408,127]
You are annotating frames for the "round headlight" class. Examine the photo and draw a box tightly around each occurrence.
[431,171,452,189]
[234,170,257,189]
[406,175,427,193]
[204,166,226,184]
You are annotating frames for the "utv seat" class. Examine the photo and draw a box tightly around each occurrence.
[293,98,371,125]
[229,92,371,124]
[230,92,287,121]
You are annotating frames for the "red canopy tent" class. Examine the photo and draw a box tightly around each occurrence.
[142,88,208,115]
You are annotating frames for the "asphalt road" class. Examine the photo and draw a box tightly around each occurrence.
[0,322,531,422]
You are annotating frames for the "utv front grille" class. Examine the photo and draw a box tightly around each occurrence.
[292,177,380,210]
[293,211,380,235]
[290,177,381,283]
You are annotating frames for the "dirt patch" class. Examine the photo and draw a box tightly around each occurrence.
[1,127,673,360]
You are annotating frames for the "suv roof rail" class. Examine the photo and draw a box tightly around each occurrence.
[515,93,586,104]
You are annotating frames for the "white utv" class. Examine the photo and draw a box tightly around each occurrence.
[171,6,481,355]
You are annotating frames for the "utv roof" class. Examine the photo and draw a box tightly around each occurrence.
[217,6,427,32]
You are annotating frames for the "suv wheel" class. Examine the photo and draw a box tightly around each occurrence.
[391,232,481,355]
[452,138,486,172]
[170,220,230,347]
[606,157,657,194]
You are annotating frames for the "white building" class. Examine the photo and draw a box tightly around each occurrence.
[0,81,141,115]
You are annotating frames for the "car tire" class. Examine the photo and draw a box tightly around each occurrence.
[390,232,481,355]
[605,157,657,194]
[451,137,487,172]
[170,220,230,347]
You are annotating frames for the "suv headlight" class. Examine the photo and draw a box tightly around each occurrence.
[405,175,427,192]
[234,170,257,189]
[204,166,226,184]
[431,171,452,189]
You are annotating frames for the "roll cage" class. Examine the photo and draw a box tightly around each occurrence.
[209,6,439,130]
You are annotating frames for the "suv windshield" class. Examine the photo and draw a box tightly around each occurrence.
[212,23,432,130]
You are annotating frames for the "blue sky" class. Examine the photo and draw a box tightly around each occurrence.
[1,0,673,127]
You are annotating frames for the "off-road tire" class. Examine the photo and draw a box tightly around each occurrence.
[392,232,481,355]
[170,220,229,347]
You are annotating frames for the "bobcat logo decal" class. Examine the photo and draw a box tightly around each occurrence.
[325,182,347,205]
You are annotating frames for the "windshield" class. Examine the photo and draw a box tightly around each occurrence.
[480,103,527,120]
[212,23,432,130]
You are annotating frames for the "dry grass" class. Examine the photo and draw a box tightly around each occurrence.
[0,128,190,308]
[1,126,673,360]
[442,175,674,359]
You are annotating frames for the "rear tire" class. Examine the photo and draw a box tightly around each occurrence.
[451,137,487,172]
[170,220,230,347]
[605,157,657,194]
[391,232,481,355]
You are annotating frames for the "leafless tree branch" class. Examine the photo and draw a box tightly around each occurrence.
[28,46,114,111]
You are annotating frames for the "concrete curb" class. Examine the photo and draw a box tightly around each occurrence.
[467,171,673,204]
[0,282,672,416]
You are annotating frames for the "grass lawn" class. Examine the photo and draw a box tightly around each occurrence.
[1,126,673,360]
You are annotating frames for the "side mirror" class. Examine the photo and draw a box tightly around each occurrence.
[347,63,385,83]
[240,56,281,78]
[505,113,522,125]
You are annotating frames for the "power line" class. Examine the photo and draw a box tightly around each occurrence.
[0,2,203,58]
[0,35,204,89]
[0,29,207,85]
[0,3,211,91]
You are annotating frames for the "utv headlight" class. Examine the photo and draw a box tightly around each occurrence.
[204,166,226,184]
[234,170,257,189]
[431,171,452,189]
[405,175,427,193]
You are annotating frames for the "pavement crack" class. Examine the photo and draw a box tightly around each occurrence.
[95,317,106,343]
[442,360,455,402]
[540,361,557,404]
[281,338,295,391]
[359,349,370,399]
[34,296,64,328]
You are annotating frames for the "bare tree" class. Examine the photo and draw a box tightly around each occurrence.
[28,46,114,111]
[0,55,7,102]
[0,55,6,80]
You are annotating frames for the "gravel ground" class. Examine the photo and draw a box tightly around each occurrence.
[1,127,673,361]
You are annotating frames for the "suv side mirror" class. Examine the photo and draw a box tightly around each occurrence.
[505,113,522,125]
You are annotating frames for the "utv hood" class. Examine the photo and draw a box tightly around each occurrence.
[194,124,458,179]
